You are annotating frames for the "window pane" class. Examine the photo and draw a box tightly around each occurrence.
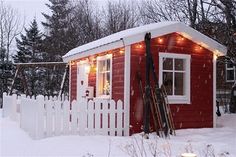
[163,72,173,95]
[175,59,184,71]
[175,72,184,95]
[163,58,173,70]
[227,69,234,81]
[107,59,110,71]
[227,63,233,68]
[103,73,110,95]
[98,60,106,72]
[97,58,111,96]
[98,73,105,95]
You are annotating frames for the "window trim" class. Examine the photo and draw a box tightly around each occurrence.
[96,54,112,99]
[225,64,235,82]
[159,52,191,104]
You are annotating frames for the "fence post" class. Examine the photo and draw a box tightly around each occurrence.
[35,95,45,139]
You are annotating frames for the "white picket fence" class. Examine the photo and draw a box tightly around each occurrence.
[2,93,128,139]
[2,93,20,121]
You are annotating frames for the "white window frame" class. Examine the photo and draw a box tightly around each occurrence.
[159,52,191,104]
[96,54,112,99]
[226,64,235,82]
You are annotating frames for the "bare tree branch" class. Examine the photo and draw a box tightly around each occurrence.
[0,0,24,62]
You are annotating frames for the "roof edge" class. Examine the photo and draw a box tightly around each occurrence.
[63,22,227,62]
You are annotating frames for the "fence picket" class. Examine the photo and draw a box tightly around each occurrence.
[2,93,17,119]
[11,94,17,121]
[25,97,37,138]
[54,98,62,136]
[46,97,53,137]
[109,100,116,136]
[94,99,101,135]
[78,98,87,135]
[71,100,78,134]
[87,100,94,135]
[117,100,123,136]
[16,95,21,113]
[3,93,10,118]
[63,99,70,134]
[20,95,27,130]
[36,95,45,139]
[102,100,108,135]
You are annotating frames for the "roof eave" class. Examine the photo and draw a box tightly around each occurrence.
[62,39,124,63]
[63,22,227,62]
[177,23,227,56]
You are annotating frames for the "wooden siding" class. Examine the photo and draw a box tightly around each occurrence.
[70,48,125,102]
[70,63,77,101]
[129,33,214,134]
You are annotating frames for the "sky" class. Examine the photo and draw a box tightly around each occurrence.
[4,0,107,31]
[4,0,49,30]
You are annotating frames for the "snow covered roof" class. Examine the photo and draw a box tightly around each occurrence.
[63,21,227,62]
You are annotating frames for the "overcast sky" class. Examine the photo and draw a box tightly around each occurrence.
[4,0,49,30]
[4,0,107,31]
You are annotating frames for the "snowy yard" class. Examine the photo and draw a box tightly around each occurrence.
[0,109,236,157]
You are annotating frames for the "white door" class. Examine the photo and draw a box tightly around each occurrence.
[77,64,89,100]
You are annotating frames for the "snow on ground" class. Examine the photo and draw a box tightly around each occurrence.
[1,109,236,157]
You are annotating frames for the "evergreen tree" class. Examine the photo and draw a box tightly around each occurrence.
[42,0,78,61]
[13,19,45,96]
[0,47,13,106]
[14,19,43,63]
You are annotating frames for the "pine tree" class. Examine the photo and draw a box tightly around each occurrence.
[14,19,43,63]
[13,19,45,96]
[0,47,13,103]
[42,0,78,61]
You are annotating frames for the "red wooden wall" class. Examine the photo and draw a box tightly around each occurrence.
[70,48,125,102]
[70,32,214,135]
[129,33,214,134]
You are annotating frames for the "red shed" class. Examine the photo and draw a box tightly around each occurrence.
[63,21,227,135]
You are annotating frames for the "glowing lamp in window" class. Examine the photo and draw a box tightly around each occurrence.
[85,64,91,74]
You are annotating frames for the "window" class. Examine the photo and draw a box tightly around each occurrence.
[159,53,191,104]
[96,54,112,98]
[226,64,235,82]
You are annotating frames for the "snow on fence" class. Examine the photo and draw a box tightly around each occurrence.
[3,93,128,139]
